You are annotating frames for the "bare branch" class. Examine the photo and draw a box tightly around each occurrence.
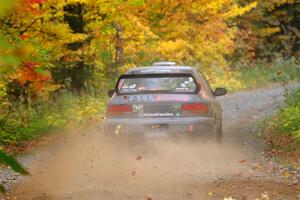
[20,17,40,35]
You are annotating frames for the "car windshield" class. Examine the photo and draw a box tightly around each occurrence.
[118,75,197,94]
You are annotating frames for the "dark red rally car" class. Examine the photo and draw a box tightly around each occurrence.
[104,62,227,142]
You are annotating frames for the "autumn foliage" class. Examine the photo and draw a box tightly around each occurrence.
[18,0,44,13]
[2,0,300,94]
[16,63,50,91]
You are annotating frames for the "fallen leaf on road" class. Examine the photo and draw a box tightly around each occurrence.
[284,171,291,178]
[261,192,270,200]
[146,196,153,200]
[224,197,236,200]
[252,163,262,170]
[136,155,143,161]
[131,171,136,176]
[186,192,193,197]
[239,160,247,163]
[208,192,213,196]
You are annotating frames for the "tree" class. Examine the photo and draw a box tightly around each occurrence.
[0,0,32,193]
[235,0,300,61]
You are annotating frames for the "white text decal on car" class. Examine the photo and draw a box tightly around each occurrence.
[143,113,174,117]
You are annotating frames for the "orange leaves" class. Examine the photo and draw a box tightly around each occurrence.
[17,0,46,14]
[28,0,44,3]
[15,62,51,92]
[19,34,31,40]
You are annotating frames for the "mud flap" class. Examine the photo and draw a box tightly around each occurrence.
[214,119,223,143]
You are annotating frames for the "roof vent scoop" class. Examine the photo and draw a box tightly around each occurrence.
[152,61,177,66]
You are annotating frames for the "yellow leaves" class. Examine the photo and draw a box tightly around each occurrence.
[208,69,246,91]
[2,0,263,80]
[283,171,292,178]
[223,1,258,19]
[128,0,145,7]
[69,33,88,43]
[258,27,281,37]
[122,14,155,41]
[191,0,229,18]
[73,98,105,122]
[157,39,192,62]
[12,43,37,62]
[119,63,136,74]
[190,0,256,20]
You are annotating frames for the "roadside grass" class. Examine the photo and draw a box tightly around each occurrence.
[209,58,300,92]
[261,88,300,168]
[238,58,300,89]
[0,93,107,146]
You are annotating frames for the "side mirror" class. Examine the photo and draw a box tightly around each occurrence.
[107,89,115,97]
[214,88,227,96]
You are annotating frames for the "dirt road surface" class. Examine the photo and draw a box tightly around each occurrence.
[3,86,300,200]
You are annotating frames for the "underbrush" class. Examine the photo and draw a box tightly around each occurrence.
[0,93,106,145]
[262,88,300,167]
[209,57,300,91]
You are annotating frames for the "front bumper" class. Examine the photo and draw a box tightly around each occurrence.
[103,117,214,136]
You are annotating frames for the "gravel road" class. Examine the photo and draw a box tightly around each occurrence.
[1,85,300,200]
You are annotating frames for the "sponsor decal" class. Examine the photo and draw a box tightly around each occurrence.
[171,103,181,112]
[132,104,143,112]
[132,104,144,117]
[171,103,182,117]
[143,113,174,117]
[128,95,190,103]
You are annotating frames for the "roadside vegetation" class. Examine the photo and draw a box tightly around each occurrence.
[0,0,299,160]
[210,57,300,91]
[0,94,106,144]
[263,88,300,168]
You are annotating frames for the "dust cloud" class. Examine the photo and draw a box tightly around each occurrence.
[12,128,254,200]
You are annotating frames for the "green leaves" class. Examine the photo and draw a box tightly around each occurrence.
[0,150,29,175]
[0,150,29,193]
[278,88,300,141]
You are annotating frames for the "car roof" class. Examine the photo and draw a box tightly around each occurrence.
[127,66,198,75]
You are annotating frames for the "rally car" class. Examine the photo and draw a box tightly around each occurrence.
[104,62,227,142]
